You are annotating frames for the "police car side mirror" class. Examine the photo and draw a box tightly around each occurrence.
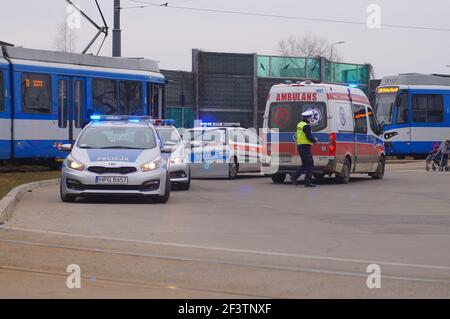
[162,145,174,153]
[60,144,72,152]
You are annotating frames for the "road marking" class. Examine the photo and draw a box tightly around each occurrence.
[1,238,450,285]
[2,225,450,272]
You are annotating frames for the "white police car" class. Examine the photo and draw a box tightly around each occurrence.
[153,120,191,191]
[59,116,171,203]
[183,123,264,179]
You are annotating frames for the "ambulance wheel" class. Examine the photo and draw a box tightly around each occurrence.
[272,173,286,184]
[228,158,239,179]
[335,158,351,184]
[60,180,76,203]
[314,174,325,181]
[370,157,385,180]
[153,174,171,204]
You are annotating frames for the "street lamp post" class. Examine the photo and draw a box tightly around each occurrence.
[330,41,345,83]
[330,41,345,62]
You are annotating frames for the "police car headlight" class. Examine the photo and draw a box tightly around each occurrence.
[141,158,161,172]
[67,155,85,171]
[168,157,183,167]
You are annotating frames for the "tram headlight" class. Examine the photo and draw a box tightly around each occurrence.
[67,155,85,171]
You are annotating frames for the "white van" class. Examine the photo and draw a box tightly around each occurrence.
[262,82,386,184]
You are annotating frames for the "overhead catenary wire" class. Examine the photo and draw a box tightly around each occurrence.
[124,0,450,33]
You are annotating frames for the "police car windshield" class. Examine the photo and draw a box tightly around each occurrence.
[156,128,180,146]
[269,102,327,132]
[77,126,157,150]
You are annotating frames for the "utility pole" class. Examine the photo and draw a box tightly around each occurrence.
[112,0,121,57]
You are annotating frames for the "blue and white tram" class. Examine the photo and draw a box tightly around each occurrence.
[374,73,450,158]
[0,45,165,164]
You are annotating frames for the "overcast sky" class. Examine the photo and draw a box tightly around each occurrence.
[1,0,449,78]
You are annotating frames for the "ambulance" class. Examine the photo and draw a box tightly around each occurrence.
[262,81,385,184]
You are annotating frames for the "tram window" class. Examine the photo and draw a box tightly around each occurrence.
[353,104,368,134]
[396,93,409,124]
[119,81,143,115]
[22,73,52,114]
[412,94,444,123]
[92,79,118,115]
[58,79,68,128]
[74,80,84,128]
[0,71,4,112]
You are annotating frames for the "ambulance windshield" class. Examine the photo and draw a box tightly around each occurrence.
[268,102,327,132]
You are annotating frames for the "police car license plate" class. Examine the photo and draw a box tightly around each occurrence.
[95,176,128,185]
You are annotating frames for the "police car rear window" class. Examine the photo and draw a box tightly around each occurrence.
[269,102,327,132]
[156,128,180,146]
[77,126,157,150]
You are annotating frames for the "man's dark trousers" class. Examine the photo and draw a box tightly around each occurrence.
[291,144,314,185]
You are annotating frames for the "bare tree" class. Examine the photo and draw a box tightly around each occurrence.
[53,20,77,53]
[278,33,343,62]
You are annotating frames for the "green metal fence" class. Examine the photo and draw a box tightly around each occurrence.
[165,107,195,128]
[257,55,370,94]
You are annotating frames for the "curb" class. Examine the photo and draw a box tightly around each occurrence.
[0,179,59,223]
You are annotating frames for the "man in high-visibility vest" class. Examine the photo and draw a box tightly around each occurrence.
[290,110,318,187]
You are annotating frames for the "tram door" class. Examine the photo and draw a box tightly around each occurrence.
[57,77,85,144]
[148,83,163,118]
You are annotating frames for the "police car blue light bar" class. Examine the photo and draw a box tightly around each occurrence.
[201,122,241,127]
[348,84,359,88]
[90,115,152,122]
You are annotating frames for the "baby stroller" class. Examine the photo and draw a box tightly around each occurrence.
[426,141,450,171]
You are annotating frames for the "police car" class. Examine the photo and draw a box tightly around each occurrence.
[183,123,264,179]
[153,120,191,191]
[59,116,171,203]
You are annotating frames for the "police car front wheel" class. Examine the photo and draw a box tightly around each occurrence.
[152,174,171,204]
[60,180,76,203]
[228,159,239,179]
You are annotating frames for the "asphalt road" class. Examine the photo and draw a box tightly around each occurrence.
[1,163,450,298]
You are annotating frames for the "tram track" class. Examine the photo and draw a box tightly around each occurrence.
[1,237,450,286]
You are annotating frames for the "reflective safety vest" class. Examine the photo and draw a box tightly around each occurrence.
[297,121,312,145]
